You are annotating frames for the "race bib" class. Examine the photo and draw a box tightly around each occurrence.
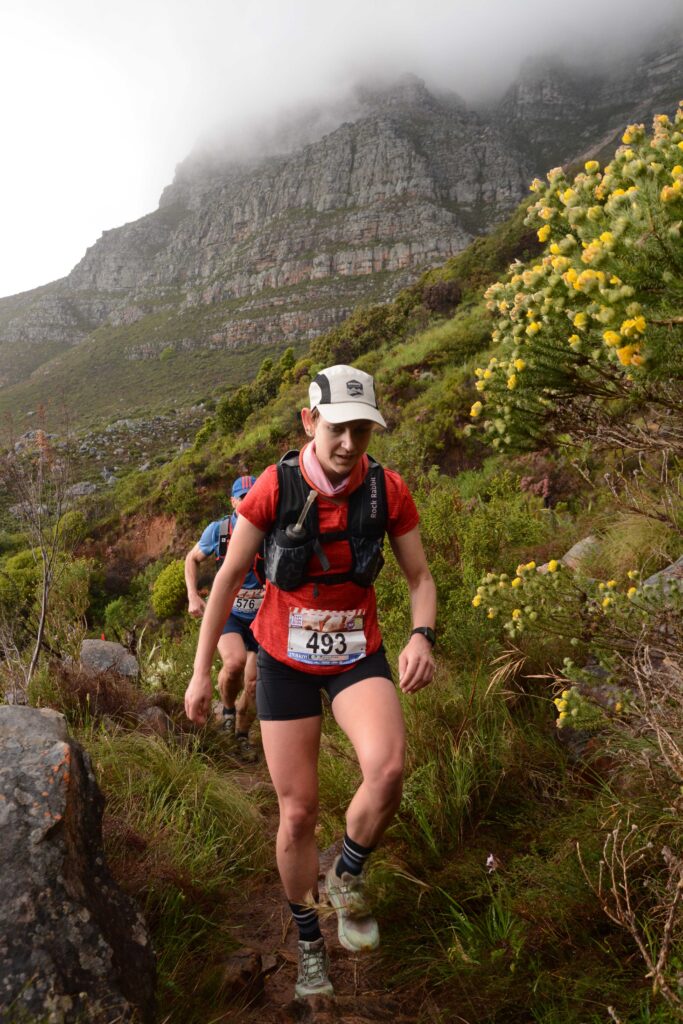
[287,608,366,666]
[233,587,265,614]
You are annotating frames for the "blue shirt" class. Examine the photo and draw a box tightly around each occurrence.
[197,513,263,622]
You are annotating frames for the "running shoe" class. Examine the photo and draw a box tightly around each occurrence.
[295,937,334,1000]
[235,733,259,763]
[325,856,380,952]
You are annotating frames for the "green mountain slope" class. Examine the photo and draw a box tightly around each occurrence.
[3,105,682,1024]
[3,45,683,432]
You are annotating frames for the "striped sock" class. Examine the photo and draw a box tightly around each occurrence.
[289,901,322,942]
[336,832,374,878]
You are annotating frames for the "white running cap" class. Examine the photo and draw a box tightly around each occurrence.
[308,365,386,428]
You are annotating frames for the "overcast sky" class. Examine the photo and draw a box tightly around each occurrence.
[1,0,681,299]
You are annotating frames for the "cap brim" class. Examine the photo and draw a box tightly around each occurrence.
[316,402,386,428]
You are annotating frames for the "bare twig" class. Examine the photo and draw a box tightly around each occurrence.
[577,822,683,1015]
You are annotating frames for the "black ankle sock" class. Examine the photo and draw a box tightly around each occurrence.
[222,706,236,717]
[289,902,322,942]
[336,832,375,877]
[235,731,249,740]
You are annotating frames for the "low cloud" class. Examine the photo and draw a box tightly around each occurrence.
[1,0,681,297]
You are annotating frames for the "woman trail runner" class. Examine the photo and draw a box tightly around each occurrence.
[184,365,436,1000]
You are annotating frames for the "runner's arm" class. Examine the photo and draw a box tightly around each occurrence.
[185,517,266,723]
[389,527,436,694]
[185,543,210,618]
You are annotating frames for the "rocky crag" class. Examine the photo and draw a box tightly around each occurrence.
[0,706,156,1023]
[1,34,682,426]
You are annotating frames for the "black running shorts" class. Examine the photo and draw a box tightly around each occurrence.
[220,612,259,653]
[256,646,394,721]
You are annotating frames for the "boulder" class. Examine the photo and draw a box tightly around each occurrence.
[539,535,600,575]
[137,705,173,738]
[0,706,155,1023]
[206,948,268,1004]
[81,639,139,679]
[66,481,98,499]
[560,535,599,571]
[644,554,683,589]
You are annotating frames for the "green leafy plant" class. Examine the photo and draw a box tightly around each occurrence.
[151,559,187,619]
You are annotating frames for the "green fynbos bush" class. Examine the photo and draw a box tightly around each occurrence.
[151,559,187,619]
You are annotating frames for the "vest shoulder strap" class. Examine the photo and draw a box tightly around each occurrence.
[276,450,319,533]
[217,514,233,561]
[347,457,387,538]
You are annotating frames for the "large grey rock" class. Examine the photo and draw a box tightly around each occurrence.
[538,534,599,575]
[0,706,155,1023]
[560,535,599,571]
[644,555,683,589]
[81,639,139,678]
[66,481,97,498]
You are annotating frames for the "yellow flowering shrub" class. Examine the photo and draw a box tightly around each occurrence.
[471,561,683,733]
[475,106,683,450]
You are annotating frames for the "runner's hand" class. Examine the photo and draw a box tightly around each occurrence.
[187,594,206,618]
[184,671,213,725]
[398,634,435,694]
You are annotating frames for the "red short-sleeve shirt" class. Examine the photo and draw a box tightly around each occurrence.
[239,456,419,673]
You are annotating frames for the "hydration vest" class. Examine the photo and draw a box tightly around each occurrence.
[216,513,266,583]
[263,450,387,592]
[216,515,233,568]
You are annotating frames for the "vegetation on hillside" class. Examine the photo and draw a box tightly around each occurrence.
[473,111,683,453]
[1,108,682,1023]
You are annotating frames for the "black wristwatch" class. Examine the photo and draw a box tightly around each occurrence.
[410,626,436,646]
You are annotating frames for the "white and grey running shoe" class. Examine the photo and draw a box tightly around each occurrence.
[325,856,380,952]
[295,937,334,1000]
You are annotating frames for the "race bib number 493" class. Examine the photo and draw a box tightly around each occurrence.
[287,608,366,666]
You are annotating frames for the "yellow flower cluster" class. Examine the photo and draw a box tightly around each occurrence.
[661,162,683,202]
[621,315,646,337]
[554,688,573,727]
[475,106,683,445]
[470,559,656,643]
[622,124,645,146]
[599,315,646,364]
[470,560,554,633]
[553,686,591,729]
[580,232,614,266]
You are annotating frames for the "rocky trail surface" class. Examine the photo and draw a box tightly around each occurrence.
[201,742,429,1024]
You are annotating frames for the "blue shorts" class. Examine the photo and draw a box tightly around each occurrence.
[256,646,393,721]
[221,613,258,653]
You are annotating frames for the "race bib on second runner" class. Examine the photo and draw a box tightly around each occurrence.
[287,608,366,666]
[233,587,265,614]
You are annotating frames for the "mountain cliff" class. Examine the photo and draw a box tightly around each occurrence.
[1,36,682,426]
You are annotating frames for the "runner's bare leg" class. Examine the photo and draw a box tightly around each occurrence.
[260,716,322,902]
[331,676,405,847]
[217,631,247,707]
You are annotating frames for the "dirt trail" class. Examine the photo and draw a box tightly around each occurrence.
[225,758,424,1024]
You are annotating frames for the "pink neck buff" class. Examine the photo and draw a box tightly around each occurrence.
[301,441,367,497]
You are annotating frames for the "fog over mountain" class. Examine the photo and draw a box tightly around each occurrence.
[1,27,682,437]
[1,0,682,298]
